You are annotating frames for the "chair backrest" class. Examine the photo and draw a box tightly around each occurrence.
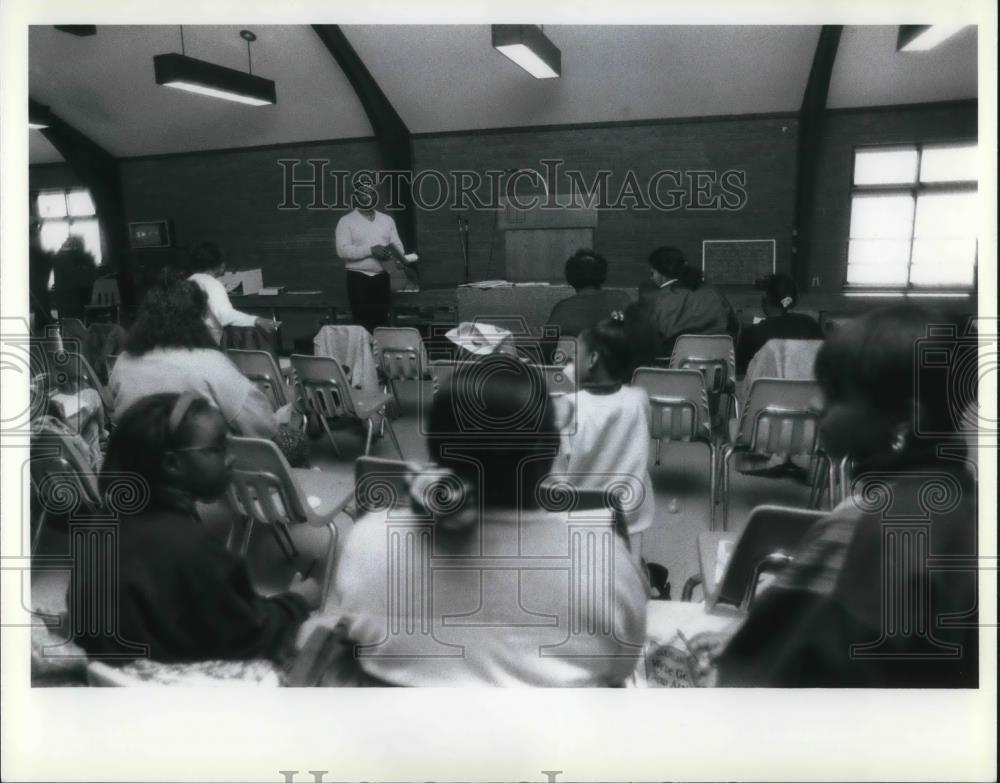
[290,354,356,419]
[91,279,121,307]
[227,436,313,526]
[713,504,826,610]
[736,378,823,456]
[669,334,735,395]
[373,327,428,381]
[227,349,288,410]
[632,367,711,443]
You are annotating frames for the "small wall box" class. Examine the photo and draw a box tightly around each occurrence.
[128,220,173,249]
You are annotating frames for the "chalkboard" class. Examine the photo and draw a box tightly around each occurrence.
[702,239,776,284]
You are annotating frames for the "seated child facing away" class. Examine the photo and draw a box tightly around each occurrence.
[71,392,321,664]
[557,315,655,557]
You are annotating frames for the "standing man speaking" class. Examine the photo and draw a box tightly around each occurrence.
[335,173,406,334]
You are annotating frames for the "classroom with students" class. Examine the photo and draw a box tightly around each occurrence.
[24,23,984,691]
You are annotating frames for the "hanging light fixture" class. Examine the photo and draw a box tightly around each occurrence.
[897,25,967,52]
[492,25,561,79]
[154,28,276,106]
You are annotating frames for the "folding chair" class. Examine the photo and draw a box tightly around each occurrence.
[226,349,290,411]
[721,378,826,530]
[290,354,403,460]
[669,334,737,424]
[694,504,826,612]
[632,367,720,529]
[84,278,121,324]
[373,326,432,415]
[226,437,353,610]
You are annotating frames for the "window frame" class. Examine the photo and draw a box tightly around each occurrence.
[845,141,978,293]
[32,187,105,265]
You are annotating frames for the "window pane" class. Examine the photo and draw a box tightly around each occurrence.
[853,148,918,185]
[910,239,977,287]
[849,194,915,239]
[66,189,96,217]
[36,192,67,218]
[39,220,70,253]
[846,239,910,286]
[914,191,978,239]
[69,219,103,264]
[920,143,978,183]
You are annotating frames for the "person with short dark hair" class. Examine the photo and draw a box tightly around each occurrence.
[335,177,406,334]
[331,353,647,685]
[627,246,736,362]
[187,241,278,344]
[736,273,822,374]
[545,249,633,339]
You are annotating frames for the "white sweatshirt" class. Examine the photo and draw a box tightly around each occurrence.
[334,209,405,276]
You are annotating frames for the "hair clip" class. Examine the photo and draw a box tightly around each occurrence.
[610,310,625,322]
[780,296,794,309]
[168,392,199,435]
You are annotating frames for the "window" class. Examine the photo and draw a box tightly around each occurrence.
[34,188,103,265]
[847,143,977,289]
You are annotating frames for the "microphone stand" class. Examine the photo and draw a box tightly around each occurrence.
[459,217,471,284]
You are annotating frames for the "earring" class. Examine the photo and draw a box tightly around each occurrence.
[891,432,906,453]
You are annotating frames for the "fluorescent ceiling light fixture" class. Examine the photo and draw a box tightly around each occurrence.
[153,52,276,106]
[29,104,52,130]
[897,25,967,52]
[492,25,561,79]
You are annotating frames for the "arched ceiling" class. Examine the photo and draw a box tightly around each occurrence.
[29,24,978,164]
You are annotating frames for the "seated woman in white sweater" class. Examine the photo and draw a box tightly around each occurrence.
[331,354,647,686]
[109,279,277,439]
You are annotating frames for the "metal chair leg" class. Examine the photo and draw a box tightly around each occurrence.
[316,410,342,459]
[827,457,838,510]
[721,445,735,531]
[364,418,375,456]
[708,441,718,532]
[384,416,405,459]
[321,521,338,612]
[654,437,662,466]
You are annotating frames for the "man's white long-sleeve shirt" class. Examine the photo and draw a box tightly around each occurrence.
[335,209,405,276]
[188,272,258,343]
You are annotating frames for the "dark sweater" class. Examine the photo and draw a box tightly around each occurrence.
[736,311,823,374]
[71,507,310,663]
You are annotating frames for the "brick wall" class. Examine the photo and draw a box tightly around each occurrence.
[413,115,799,288]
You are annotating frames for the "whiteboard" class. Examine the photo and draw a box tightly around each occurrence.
[702,239,776,285]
